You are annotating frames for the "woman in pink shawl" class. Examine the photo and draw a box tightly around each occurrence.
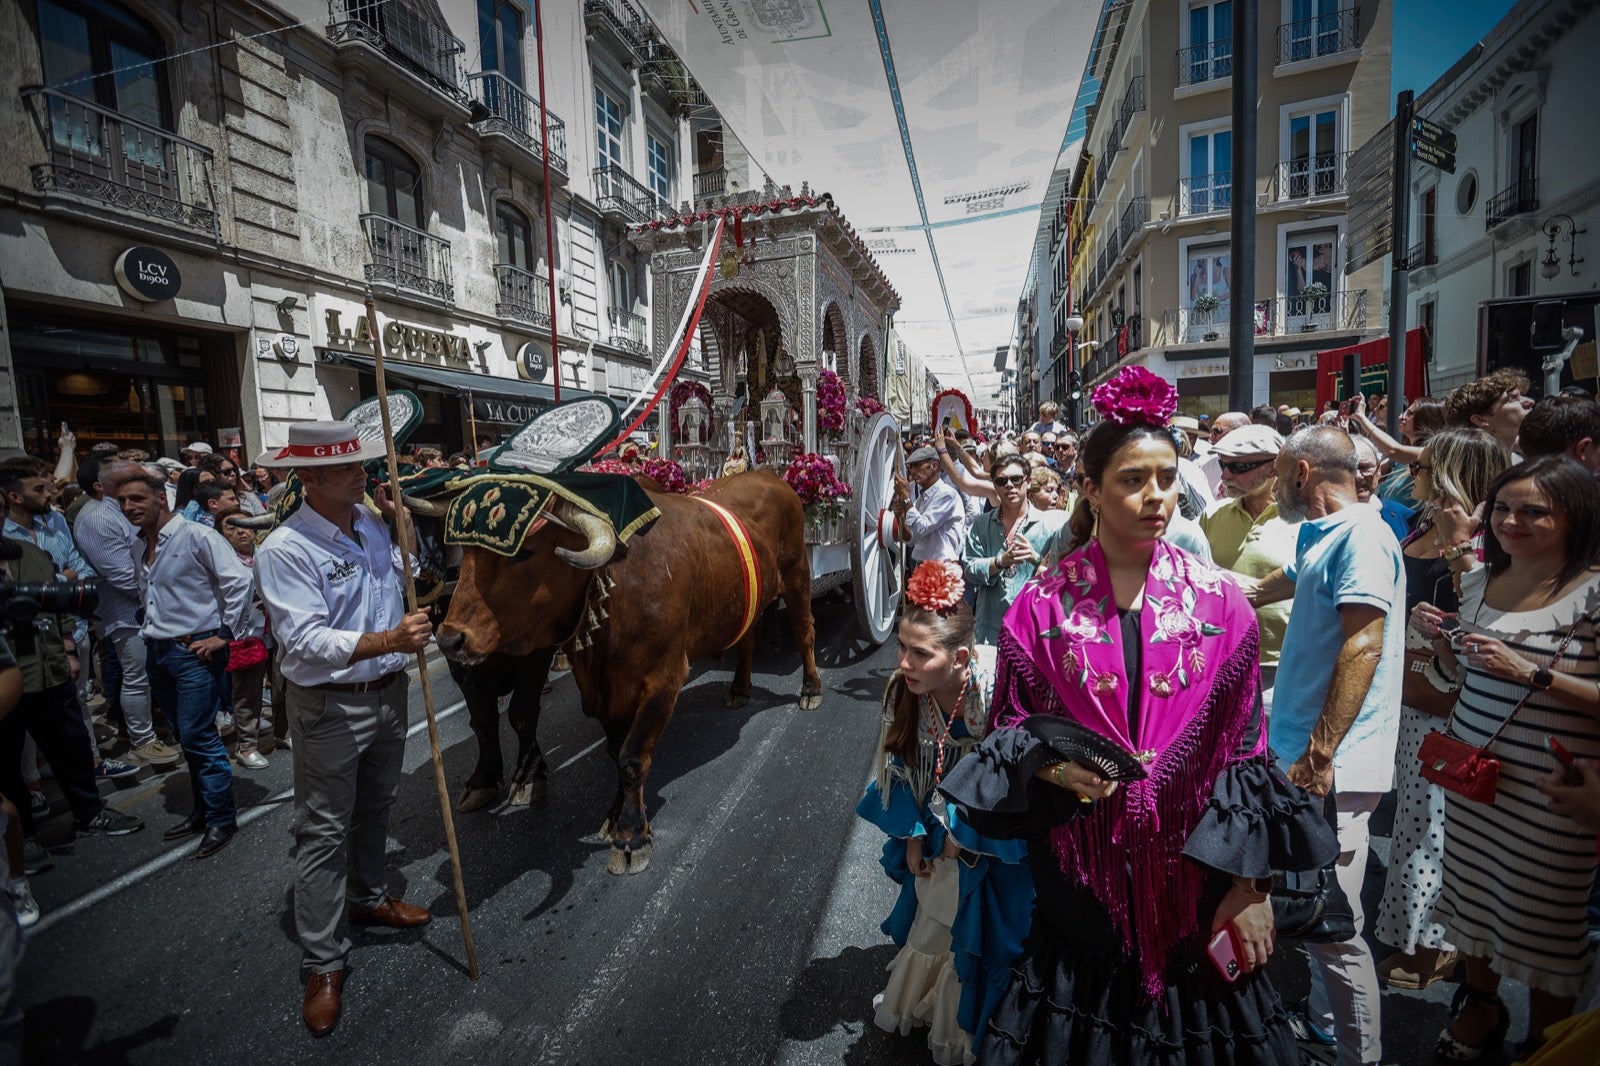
[939,368,1335,1065]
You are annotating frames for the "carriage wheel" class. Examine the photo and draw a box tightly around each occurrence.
[849,411,905,645]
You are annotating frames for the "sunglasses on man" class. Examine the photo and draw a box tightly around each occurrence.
[993,474,1029,487]
[1219,457,1275,475]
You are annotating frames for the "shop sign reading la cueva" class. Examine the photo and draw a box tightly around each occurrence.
[323,309,471,366]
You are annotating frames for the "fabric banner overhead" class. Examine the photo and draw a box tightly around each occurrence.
[637,0,1098,398]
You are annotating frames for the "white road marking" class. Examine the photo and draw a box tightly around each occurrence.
[552,737,605,772]
[31,698,469,935]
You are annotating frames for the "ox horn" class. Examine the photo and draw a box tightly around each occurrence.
[401,493,452,518]
[547,500,617,570]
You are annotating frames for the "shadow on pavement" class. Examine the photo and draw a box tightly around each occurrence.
[23,995,179,1065]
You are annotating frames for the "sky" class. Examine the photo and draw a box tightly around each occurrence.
[1392,0,1516,101]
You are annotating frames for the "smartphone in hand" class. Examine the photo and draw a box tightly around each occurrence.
[1207,924,1245,983]
[1548,735,1583,786]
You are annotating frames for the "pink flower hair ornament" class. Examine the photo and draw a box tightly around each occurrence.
[1090,366,1179,427]
[905,560,965,616]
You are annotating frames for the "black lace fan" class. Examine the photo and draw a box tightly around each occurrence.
[1023,715,1149,782]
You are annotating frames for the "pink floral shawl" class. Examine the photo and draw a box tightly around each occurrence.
[994,538,1264,997]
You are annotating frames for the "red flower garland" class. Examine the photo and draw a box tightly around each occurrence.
[782,451,851,506]
[817,368,847,436]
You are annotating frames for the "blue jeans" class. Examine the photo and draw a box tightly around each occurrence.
[147,634,236,828]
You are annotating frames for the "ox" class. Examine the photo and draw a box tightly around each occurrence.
[432,469,821,874]
[450,649,557,811]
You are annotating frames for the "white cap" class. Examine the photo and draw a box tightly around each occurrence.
[182,441,213,455]
[1211,425,1286,458]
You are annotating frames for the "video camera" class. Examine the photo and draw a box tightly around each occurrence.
[0,541,99,622]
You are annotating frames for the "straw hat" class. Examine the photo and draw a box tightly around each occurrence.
[254,421,386,468]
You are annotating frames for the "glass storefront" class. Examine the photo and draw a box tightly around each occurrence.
[8,310,237,459]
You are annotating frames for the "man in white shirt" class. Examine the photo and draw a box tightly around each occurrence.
[891,445,965,565]
[74,459,181,767]
[115,468,253,859]
[252,422,432,1039]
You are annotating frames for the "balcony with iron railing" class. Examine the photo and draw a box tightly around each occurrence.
[694,166,726,202]
[467,72,568,178]
[327,0,466,104]
[1177,171,1232,216]
[1485,177,1539,230]
[1161,289,1369,345]
[1407,238,1437,270]
[1176,39,1232,89]
[495,263,551,328]
[594,164,667,224]
[607,306,648,355]
[1276,7,1361,67]
[360,213,453,304]
[585,0,648,59]
[21,86,220,239]
[1111,75,1146,148]
[1268,151,1351,202]
[1116,197,1147,252]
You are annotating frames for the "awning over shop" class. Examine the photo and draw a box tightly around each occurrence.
[317,349,580,424]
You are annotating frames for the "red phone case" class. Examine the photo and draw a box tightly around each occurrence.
[1548,735,1582,784]
[1207,924,1245,983]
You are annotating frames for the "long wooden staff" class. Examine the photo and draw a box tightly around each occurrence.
[363,291,480,980]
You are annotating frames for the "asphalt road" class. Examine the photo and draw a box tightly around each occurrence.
[19,596,1536,1064]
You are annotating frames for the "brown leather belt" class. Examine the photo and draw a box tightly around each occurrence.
[305,671,404,695]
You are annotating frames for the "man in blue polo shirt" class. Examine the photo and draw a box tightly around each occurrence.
[1242,426,1404,1066]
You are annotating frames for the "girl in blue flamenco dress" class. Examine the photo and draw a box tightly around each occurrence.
[856,560,1034,1065]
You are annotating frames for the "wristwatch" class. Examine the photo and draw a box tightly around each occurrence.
[1530,665,1555,691]
[1441,543,1474,561]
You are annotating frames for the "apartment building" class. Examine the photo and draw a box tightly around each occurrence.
[1403,0,1599,394]
[0,0,757,457]
[1036,0,1392,419]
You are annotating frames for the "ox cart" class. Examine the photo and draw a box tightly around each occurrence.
[635,183,908,643]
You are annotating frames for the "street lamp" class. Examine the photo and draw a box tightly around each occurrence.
[1063,316,1085,426]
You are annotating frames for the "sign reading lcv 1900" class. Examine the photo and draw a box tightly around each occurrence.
[114,246,182,302]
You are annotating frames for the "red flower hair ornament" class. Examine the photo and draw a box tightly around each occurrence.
[1091,366,1179,427]
[906,560,965,616]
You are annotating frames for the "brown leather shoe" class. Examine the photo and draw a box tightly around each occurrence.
[302,969,344,1037]
[348,896,432,929]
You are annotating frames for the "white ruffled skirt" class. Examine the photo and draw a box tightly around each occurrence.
[872,857,974,1066]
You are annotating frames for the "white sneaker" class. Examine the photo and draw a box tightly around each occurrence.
[7,879,39,929]
[215,713,235,737]
[236,750,269,770]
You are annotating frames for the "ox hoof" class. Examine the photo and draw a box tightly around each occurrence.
[606,843,652,876]
[584,819,616,845]
[725,692,750,709]
[456,785,501,813]
[507,779,547,806]
[798,693,822,711]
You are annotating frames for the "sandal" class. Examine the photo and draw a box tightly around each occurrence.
[1436,981,1510,1062]
[1381,947,1459,990]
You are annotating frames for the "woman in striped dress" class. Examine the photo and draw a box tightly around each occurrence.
[1414,457,1600,1060]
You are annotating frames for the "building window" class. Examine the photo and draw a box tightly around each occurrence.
[1186,1,1233,82]
[37,0,169,126]
[478,0,524,85]
[608,258,632,310]
[1511,111,1538,190]
[595,85,625,171]
[1185,241,1231,341]
[1418,299,1437,362]
[1508,260,1531,298]
[1285,105,1340,197]
[1284,0,1345,62]
[495,202,534,269]
[1456,170,1478,216]
[646,132,673,204]
[1182,128,1232,214]
[1284,228,1337,327]
[364,136,423,228]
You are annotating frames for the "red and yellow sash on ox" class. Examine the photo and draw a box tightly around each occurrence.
[691,496,765,648]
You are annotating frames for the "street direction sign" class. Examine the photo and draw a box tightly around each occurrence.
[1410,136,1458,174]
[1412,116,1457,153]
[1346,120,1394,273]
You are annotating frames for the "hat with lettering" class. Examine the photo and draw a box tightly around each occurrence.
[255,421,387,468]
[1210,425,1285,458]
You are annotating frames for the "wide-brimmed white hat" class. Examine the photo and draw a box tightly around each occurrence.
[255,421,387,468]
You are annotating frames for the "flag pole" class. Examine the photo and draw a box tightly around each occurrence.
[363,289,480,980]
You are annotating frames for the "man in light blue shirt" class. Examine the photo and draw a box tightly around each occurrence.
[891,445,965,564]
[1243,427,1404,1066]
[117,468,252,859]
